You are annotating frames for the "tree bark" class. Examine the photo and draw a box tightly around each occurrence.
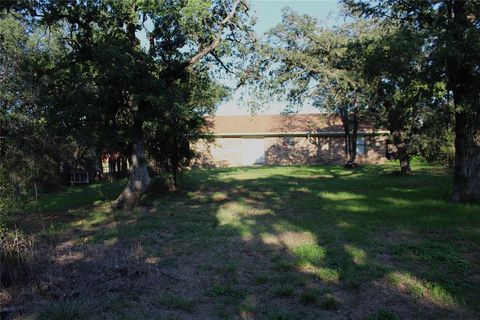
[339,106,350,164]
[97,153,104,179]
[447,1,480,203]
[451,111,480,202]
[349,110,359,163]
[391,130,411,174]
[114,122,151,209]
[340,107,359,164]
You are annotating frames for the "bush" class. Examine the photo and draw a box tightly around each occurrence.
[0,167,28,218]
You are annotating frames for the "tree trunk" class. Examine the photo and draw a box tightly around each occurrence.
[391,130,411,174]
[121,156,128,175]
[339,107,351,164]
[451,111,480,202]
[171,161,178,192]
[344,132,350,163]
[349,110,359,163]
[97,153,104,179]
[446,1,480,203]
[449,77,480,203]
[114,124,151,209]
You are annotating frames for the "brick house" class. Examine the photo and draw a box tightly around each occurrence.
[192,114,389,167]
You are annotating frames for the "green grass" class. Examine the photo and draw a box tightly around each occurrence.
[155,293,195,312]
[33,179,126,213]
[20,162,480,319]
[37,299,95,320]
[299,288,320,305]
[321,293,340,310]
[271,285,295,297]
[367,308,401,320]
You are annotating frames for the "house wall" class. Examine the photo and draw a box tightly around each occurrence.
[191,135,388,168]
[358,136,389,164]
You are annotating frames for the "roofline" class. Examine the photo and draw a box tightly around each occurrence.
[208,131,389,138]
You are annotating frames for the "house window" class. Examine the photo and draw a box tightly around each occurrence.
[356,137,366,156]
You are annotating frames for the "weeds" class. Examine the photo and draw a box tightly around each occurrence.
[0,230,39,288]
[4,165,480,319]
[367,308,401,320]
[156,293,195,312]
[272,285,294,297]
[321,293,340,310]
[37,298,95,320]
[299,288,318,305]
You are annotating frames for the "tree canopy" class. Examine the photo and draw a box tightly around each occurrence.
[1,0,255,208]
[343,0,480,202]
[1,0,479,206]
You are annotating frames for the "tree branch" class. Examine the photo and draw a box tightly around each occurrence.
[186,0,242,67]
[210,51,235,75]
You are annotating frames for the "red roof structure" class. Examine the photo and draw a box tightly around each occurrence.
[206,114,378,136]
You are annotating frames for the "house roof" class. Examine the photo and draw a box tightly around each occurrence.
[206,114,383,137]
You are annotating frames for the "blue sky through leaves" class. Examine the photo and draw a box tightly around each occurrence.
[218,0,342,115]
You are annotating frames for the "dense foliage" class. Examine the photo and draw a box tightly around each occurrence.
[247,12,373,164]
[145,70,227,188]
[248,1,476,201]
[343,0,480,201]
[1,0,254,209]
[248,9,458,175]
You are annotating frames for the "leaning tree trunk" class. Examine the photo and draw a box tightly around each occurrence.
[451,111,480,203]
[115,124,151,209]
[391,130,411,174]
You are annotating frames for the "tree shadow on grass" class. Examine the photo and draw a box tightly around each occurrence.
[169,166,479,319]
[6,165,480,319]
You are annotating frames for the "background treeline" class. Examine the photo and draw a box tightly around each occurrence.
[250,11,456,173]
[247,1,479,202]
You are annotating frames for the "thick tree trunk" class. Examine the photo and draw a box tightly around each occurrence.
[451,111,480,202]
[445,0,480,202]
[114,124,151,209]
[391,130,411,174]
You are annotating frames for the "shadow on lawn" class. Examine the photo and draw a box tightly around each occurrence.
[168,166,478,319]
[7,166,480,319]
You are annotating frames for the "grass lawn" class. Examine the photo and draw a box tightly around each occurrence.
[6,163,480,319]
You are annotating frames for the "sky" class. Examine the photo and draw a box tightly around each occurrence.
[216,0,343,116]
